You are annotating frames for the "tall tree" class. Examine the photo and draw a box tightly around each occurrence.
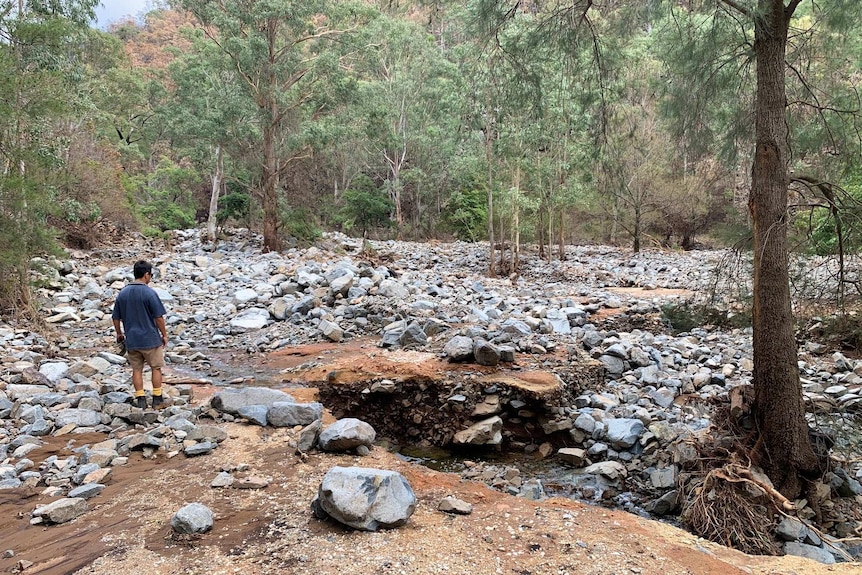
[176,0,363,252]
[741,0,818,496]
[0,0,98,312]
[476,0,862,497]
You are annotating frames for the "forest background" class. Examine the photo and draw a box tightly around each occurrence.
[3,0,862,306]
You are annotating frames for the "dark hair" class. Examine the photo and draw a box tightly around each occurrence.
[133,260,152,279]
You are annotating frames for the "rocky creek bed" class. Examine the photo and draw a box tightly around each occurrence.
[2,228,862,570]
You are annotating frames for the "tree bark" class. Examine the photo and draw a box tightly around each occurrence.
[484,124,496,277]
[749,0,818,498]
[207,144,223,245]
[262,110,279,252]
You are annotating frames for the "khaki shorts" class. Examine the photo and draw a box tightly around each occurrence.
[127,346,165,371]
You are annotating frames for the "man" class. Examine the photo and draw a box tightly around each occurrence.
[112,260,169,409]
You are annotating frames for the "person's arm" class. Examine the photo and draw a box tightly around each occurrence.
[155,316,168,347]
[113,318,124,341]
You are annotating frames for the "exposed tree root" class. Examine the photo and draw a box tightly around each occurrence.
[683,463,782,555]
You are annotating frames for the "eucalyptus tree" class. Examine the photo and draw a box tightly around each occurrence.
[350,14,460,234]
[0,0,98,312]
[175,0,368,252]
[167,28,258,245]
[476,0,862,499]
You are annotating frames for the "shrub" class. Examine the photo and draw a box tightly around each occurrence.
[442,188,486,242]
[334,175,393,236]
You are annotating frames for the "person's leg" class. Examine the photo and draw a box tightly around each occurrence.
[145,347,166,407]
[151,367,163,407]
[128,351,147,408]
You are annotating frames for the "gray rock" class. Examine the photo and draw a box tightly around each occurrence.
[453,416,503,446]
[583,461,627,481]
[211,472,234,488]
[185,441,218,456]
[186,425,229,443]
[378,280,409,299]
[211,388,295,415]
[649,466,677,489]
[318,319,344,342]
[649,388,676,409]
[292,295,317,315]
[474,340,501,366]
[297,419,322,452]
[501,319,531,336]
[68,483,105,499]
[233,288,258,304]
[443,336,474,362]
[557,448,588,466]
[399,322,427,348]
[22,418,53,437]
[171,502,214,534]
[312,466,416,531]
[268,297,293,320]
[73,463,101,485]
[438,495,473,515]
[39,362,69,383]
[605,418,644,450]
[54,408,102,428]
[126,434,163,451]
[32,498,87,524]
[318,418,376,451]
[0,478,23,489]
[6,384,52,401]
[776,517,808,542]
[269,401,323,427]
[598,354,626,376]
[237,405,269,426]
[784,541,835,564]
[645,490,679,516]
[519,478,546,500]
[229,308,269,332]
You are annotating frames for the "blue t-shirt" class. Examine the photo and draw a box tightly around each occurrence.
[111,282,167,350]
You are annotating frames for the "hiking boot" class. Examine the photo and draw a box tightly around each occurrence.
[152,394,164,408]
[134,396,147,409]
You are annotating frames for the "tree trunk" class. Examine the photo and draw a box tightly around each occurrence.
[484,125,496,277]
[749,0,818,498]
[207,144,223,246]
[262,117,279,252]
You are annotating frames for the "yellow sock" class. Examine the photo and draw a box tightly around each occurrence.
[135,390,145,398]
[152,388,162,397]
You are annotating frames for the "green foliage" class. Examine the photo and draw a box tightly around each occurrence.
[132,157,200,232]
[798,170,862,256]
[334,175,393,236]
[443,188,487,242]
[0,1,101,313]
[282,206,321,244]
[217,191,251,226]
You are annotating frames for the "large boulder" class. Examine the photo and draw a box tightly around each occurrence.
[318,418,376,452]
[210,388,295,415]
[311,466,416,531]
[268,402,324,427]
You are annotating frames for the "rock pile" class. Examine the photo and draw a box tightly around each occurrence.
[4,228,862,562]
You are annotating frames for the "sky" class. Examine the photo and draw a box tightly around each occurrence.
[93,0,154,28]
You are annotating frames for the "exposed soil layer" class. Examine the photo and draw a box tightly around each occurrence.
[263,338,603,447]
[0,413,857,575]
